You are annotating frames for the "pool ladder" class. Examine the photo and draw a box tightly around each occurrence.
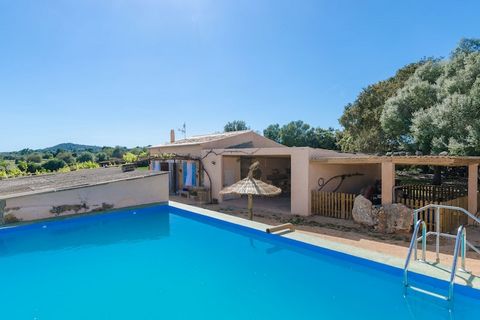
[403,219,467,301]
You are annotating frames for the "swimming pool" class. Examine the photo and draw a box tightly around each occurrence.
[0,204,478,319]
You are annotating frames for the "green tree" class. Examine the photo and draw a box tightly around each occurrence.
[339,62,423,153]
[123,152,138,163]
[263,121,339,149]
[17,160,28,172]
[96,152,109,162]
[451,38,480,57]
[263,124,281,143]
[27,162,41,173]
[0,160,7,171]
[102,146,115,157]
[278,121,312,146]
[384,39,480,155]
[27,153,43,163]
[77,152,94,163]
[224,120,249,132]
[380,76,439,150]
[42,159,67,171]
[112,146,126,159]
[42,152,54,160]
[56,152,75,165]
[307,127,339,150]
[129,146,147,155]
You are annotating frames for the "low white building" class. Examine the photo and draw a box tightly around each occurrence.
[149,130,381,216]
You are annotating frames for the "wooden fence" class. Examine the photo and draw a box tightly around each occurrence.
[397,195,469,233]
[394,184,467,203]
[311,191,355,220]
[311,186,477,232]
[395,184,470,232]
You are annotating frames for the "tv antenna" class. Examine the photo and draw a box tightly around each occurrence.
[178,123,186,139]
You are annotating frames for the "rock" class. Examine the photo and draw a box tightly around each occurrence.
[415,150,423,156]
[352,195,376,227]
[439,151,449,156]
[377,203,413,234]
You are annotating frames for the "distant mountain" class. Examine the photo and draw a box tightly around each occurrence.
[38,143,103,153]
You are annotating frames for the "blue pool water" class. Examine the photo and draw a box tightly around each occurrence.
[0,205,478,319]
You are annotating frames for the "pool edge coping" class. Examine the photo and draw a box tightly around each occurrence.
[168,201,480,291]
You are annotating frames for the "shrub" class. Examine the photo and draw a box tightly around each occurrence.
[112,146,126,158]
[27,162,41,173]
[6,166,23,177]
[77,152,94,163]
[123,152,138,163]
[95,152,109,162]
[17,161,28,172]
[26,153,43,163]
[75,161,100,170]
[42,159,67,171]
[56,152,75,165]
[58,166,71,173]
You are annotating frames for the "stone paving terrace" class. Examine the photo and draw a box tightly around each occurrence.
[0,167,163,199]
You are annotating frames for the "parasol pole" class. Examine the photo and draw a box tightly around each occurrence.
[247,194,253,220]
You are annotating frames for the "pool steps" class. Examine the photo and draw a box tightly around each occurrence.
[404,218,468,301]
[413,204,480,261]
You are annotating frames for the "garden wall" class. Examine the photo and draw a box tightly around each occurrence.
[0,173,169,224]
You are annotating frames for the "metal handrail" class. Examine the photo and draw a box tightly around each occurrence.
[404,220,427,288]
[413,204,480,263]
[404,221,466,301]
[448,225,466,301]
[414,204,480,225]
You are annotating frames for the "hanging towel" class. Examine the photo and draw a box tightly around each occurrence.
[192,162,197,186]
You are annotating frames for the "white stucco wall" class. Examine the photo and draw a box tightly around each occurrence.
[200,147,382,217]
[308,163,381,194]
[2,173,169,224]
[202,148,295,203]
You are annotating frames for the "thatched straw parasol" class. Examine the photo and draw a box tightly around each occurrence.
[220,161,281,220]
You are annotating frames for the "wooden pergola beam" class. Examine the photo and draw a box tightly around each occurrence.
[310,156,480,167]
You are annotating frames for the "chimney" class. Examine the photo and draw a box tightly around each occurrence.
[170,129,175,143]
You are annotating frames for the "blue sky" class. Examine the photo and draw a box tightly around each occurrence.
[1,0,478,151]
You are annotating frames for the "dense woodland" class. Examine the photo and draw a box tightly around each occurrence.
[340,38,480,156]
[0,144,148,179]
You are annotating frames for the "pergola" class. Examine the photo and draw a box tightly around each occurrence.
[311,155,480,215]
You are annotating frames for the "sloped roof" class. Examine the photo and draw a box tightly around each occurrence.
[149,130,253,148]
[0,167,165,199]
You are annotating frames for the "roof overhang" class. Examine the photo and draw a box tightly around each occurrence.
[310,156,480,167]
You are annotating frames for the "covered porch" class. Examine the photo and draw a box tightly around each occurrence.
[310,155,480,231]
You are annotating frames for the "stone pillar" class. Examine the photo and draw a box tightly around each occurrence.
[468,163,478,217]
[381,161,395,205]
